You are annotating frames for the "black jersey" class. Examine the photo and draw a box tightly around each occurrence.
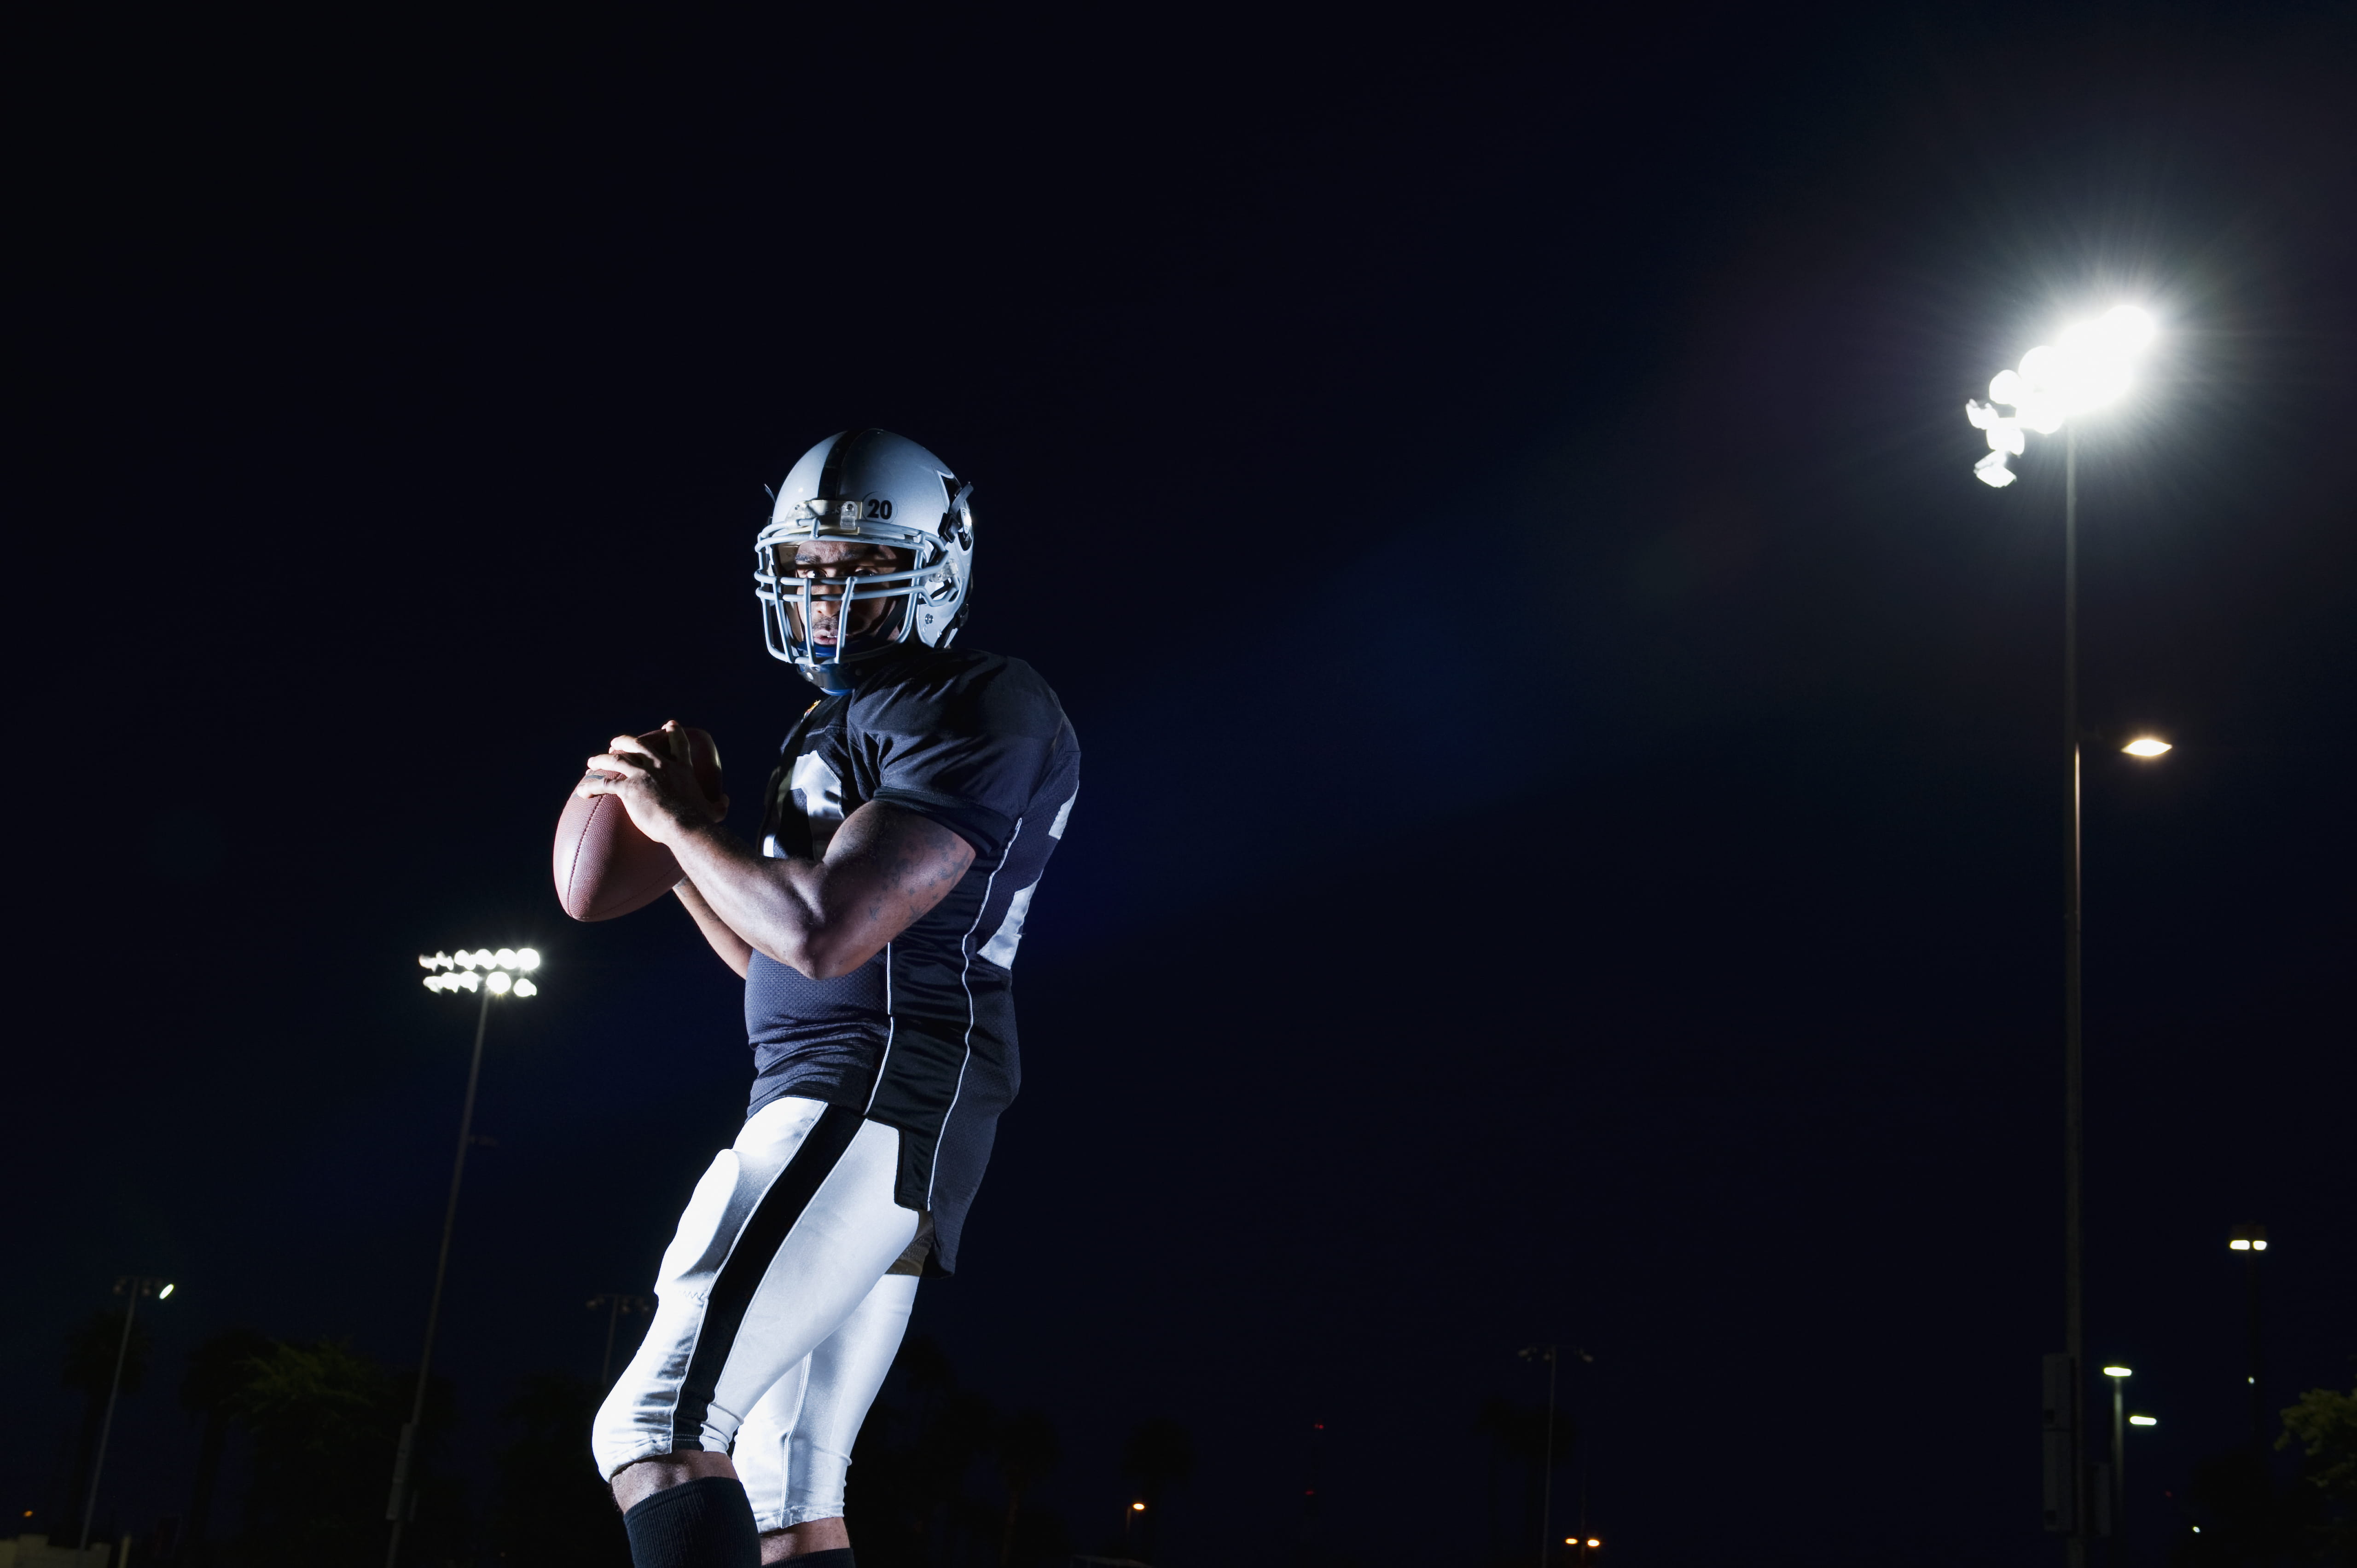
[743,642,1080,1273]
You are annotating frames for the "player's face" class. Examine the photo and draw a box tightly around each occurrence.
[774,540,911,648]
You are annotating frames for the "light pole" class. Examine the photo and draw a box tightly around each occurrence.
[2101,1366,2131,1563]
[80,1276,174,1551]
[2228,1225,2269,1454]
[385,946,540,1568]
[588,1293,656,1386]
[2100,1370,2160,1568]
[1567,1346,1595,1564]
[1966,303,2162,1568]
[1519,1346,1557,1568]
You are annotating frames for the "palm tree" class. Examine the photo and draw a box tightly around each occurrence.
[178,1328,273,1566]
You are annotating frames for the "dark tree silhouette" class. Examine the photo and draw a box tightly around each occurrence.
[58,1308,150,1537]
[2167,1447,2326,1568]
[491,1372,630,1567]
[846,1334,1068,1566]
[231,1338,461,1568]
[2278,1381,2357,1564]
[177,1326,273,1567]
[995,1408,1060,1566]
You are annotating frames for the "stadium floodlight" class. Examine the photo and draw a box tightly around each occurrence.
[1966,304,2155,486]
[2123,736,2172,758]
[390,946,542,1568]
[420,950,541,1000]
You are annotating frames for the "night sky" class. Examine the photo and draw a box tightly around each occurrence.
[13,6,2355,1566]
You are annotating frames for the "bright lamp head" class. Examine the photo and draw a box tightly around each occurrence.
[1966,305,2155,484]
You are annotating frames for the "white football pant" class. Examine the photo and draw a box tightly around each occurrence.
[591,1097,919,1528]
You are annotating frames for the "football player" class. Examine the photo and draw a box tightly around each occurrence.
[578,430,1080,1568]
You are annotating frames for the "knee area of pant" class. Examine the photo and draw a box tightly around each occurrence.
[590,1389,661,1481]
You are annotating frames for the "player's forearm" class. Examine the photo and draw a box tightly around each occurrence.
[672,877,754,978]
[663,822,841,976]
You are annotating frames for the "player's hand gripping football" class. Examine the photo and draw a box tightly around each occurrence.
[576,721,729,847]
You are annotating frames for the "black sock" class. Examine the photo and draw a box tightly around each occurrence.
[621,1475,760,1568]
[784,1552,853,1568]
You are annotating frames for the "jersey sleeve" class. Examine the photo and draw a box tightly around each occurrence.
[861,664,1062,864]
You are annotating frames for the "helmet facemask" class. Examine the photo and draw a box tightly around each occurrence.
[754,430,976,693]
[755,499,961,692]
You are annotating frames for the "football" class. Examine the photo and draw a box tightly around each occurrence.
[552,725,724,922]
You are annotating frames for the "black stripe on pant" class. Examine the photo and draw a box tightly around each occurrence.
[670,1103,866,1447]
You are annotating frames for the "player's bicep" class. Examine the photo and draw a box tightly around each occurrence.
[816,800,976,948]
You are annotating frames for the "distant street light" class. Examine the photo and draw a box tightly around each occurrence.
[81,1276,174,1551]
[2229,1225,2270,1454]
[1967,304,2162,1568]
[2130,1415,2158,1427]
[2121,736,2172,758]
[385,946,541,1568]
